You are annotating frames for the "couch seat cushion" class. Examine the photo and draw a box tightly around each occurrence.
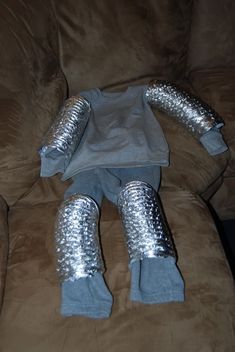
[0,190,234,351]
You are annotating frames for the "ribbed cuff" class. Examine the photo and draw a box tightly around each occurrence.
[39,147,66,177]
[200,129,228,156]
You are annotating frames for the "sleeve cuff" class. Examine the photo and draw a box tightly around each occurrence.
[39,147,66,177]
[199,129,228,156]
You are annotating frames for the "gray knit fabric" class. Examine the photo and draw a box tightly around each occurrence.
[62,86,169,180]
[61,166,184,318]
[200,128,228,155]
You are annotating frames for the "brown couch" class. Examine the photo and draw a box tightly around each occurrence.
[0,0,234,351]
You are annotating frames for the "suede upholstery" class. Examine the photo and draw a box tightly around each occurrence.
[0,0,234,351]
[187,0,235,71]
[0,189,234,351]
[55,0,193,94]
[189,68,235,219]
[0,0,66,206]
[186,0,235,220]
[0,196,8,313]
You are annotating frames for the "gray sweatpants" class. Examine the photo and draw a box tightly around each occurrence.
[64,166,161,205]
[60,166,184,318]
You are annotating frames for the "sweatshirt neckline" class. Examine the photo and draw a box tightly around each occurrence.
[97,86,132,99]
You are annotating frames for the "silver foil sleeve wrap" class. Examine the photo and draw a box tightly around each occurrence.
[145,80,224,137]
[55,194,104,282]
[117,181,176,264]
[39,95,91,164]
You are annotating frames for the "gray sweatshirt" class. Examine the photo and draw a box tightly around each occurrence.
[62,85,169,180]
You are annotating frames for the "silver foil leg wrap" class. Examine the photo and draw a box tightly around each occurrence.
[39,95,91,164]
[55,194,104,283]
[145,80,224,138]
[118,181,176,265]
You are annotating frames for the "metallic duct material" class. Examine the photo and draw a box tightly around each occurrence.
[117,181,175,264]
[145,80,224,137]
[39,95,91,162]
[55,194,104,282]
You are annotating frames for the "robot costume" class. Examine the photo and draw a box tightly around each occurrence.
[39,81,227,319]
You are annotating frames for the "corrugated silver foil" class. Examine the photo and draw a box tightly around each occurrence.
[40,95,91,161]
[145,80,224,137]
[118,181,175,264]
[55,194,104,282]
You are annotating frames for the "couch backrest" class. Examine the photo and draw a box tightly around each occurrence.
[0,195,8,313]
[53,0,193,95]
[0,0,67,205]
[187,0,235,72]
